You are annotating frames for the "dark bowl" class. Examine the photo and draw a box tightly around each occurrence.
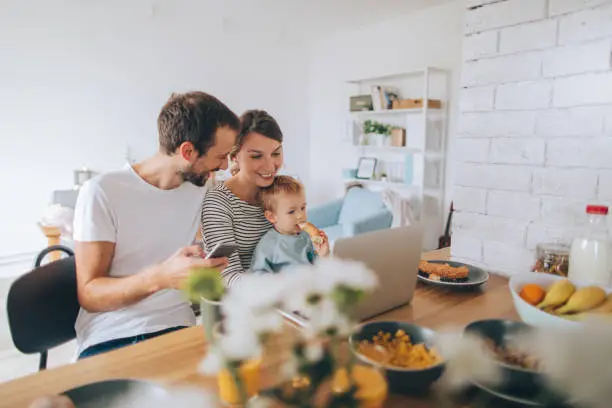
[349,321,445,395]
[464,319,545,395]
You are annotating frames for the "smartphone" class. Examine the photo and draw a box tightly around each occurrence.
[205,243,238,259]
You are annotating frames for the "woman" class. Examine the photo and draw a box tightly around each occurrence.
[201,110,283,287]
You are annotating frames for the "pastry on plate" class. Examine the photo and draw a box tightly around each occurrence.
[418,260,469,283]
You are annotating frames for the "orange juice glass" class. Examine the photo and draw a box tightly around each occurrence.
[217,359,261,406]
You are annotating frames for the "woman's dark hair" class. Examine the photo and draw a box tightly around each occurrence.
[230,110,283,161]
[157,91,240,156]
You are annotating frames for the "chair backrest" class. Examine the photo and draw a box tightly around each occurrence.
[338,187,389,225]
[6,250,79,355]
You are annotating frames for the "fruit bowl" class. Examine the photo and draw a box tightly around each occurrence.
[508,273,612,330]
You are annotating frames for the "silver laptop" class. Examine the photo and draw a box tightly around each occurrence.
[279,224,424,327]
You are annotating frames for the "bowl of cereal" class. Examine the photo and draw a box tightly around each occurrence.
[464,319,545,396]
[349,321,445,395]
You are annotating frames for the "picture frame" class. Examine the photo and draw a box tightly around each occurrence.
[356,157,377,180]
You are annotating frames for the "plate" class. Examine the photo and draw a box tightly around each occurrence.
[472,381,545,407]
[417,260,489,288]
[472,381,571,408]
[62,379,168,408]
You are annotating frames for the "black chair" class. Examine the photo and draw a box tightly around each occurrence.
[6,245,79,370]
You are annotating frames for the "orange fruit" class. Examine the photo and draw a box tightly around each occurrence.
[519,284,546,305]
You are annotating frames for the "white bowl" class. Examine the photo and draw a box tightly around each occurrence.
[509,273,612,330]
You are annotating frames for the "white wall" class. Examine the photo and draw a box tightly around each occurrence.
[453,0,612,275]
[0,0,310,259]
[308,1,464,249]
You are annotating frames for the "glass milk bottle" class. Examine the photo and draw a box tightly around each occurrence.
[568,205,612,286]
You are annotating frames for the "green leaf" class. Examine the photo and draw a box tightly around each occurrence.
[183,267,225,302]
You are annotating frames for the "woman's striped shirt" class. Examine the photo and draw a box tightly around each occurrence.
[200,182,272,287]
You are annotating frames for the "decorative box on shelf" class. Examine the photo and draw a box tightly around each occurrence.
[392,99,442,110]
[390,128,406,147]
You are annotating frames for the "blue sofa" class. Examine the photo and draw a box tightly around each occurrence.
[307,188,393,244]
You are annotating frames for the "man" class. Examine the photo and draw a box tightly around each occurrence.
[73,91,239,358]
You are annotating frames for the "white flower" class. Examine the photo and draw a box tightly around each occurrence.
[223,273,288,313]
[247,396,276,408]
[280,354,300,380]
[220,328,262,362]
[435,329,501,392]
[110,386,219,408]
[314,258,378,292]
[304,342,324,362]
[279,259,377,315]
[522,317,612,408]
[198,348,224,375]
[308,298,353,337]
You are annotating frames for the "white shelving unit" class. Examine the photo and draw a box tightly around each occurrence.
[343,66,451,249]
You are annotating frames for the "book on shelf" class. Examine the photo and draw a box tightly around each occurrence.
[370,85,399,111]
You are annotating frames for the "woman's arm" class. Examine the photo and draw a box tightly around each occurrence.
[201,190,245,287]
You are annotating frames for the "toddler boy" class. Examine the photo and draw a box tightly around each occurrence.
[250,176,329,274]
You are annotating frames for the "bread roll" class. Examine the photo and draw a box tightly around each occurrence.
[298,222,325,246]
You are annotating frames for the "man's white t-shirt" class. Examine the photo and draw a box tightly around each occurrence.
[72,165,205,354]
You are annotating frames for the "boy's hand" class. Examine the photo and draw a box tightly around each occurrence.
[314,232,330,257]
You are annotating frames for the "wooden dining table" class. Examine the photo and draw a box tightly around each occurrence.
[0,248,521,408]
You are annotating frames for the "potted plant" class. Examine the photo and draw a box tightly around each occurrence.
[363,120,392,147]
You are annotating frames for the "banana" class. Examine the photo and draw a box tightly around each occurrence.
[537,279,576,309]
[560,311,612,322]
[555,286,607,315]
[588,295,612,314]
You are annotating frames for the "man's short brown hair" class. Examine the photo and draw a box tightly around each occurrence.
[157,91,240,156]
[258,175,304,212]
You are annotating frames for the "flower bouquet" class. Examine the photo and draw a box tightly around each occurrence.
[185,258,386,408]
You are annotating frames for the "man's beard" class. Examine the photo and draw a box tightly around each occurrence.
[179,166,216,187]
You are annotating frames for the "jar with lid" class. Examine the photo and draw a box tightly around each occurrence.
[532,243,569,277]
[568,205,612,286]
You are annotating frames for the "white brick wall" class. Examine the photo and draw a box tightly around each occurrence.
[463,31,499,62]
[532,168,598,198]
[459,111,537,137]
[455,163,532,191]
[454,0,612,276]
[558,4,612,44]
[550,0,612,17]
[465,0,547,34]
[543,40,612,78]
[535,107,607,136]
[453,212,528,247]
[453,186,488,213]
[547,138,612,168]
[489,138,545,165]
[459,86,495,111]
[462,53,542,86]
[598,171,612,200]
[482,241,535,275]
[486,190,541,221]
[499,20,557,54]
[450,230,483,261]
[495,81,552,110]
[454,138,490,163]
[553,72,612,107]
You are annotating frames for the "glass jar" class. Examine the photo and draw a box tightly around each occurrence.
[532,243,570,277]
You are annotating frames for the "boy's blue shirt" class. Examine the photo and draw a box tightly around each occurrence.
[250,229,316,274]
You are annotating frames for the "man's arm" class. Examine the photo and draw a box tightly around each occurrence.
[76,241,227,313]
[76,241,158,313]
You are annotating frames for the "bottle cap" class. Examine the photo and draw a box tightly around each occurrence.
[586,205,609,215]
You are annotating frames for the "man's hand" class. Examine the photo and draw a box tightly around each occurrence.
[76,241,228,313]
[154,245,229,290]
